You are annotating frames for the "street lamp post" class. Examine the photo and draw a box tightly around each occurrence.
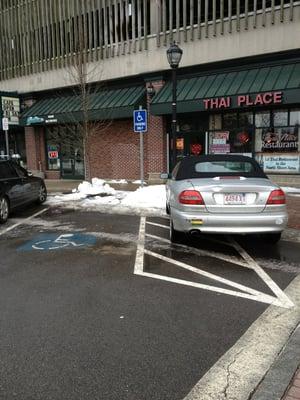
[166,41,183,170]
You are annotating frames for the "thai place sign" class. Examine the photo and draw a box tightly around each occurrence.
[203,91,283,110]
[258,154,300,173]
[1,96,20,125]
[261,127,298,152]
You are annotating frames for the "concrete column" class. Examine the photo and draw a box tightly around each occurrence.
[150,0,160,35]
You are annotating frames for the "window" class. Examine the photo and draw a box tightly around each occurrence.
[223,113,237,130]
[195,161,254,173]
[290,109,300,126]
[273,110,288,127]
[0,162,18,179]
[255,112,270,128]
[13,164,27,178]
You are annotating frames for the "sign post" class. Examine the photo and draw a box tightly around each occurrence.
[133,107,147,188]
[2,117,9,158]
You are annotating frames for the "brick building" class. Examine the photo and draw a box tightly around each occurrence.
[0,1,300,181]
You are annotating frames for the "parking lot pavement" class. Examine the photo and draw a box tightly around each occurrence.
[0,207,299,400]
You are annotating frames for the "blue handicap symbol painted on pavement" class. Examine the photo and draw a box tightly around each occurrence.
[18,233,97,251]
[133,109,147,132]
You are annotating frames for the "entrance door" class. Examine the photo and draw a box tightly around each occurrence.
[61,145,85,180]
[170,131,206,171]
[185,132,206,157]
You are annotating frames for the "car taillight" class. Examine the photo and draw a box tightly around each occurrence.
[179,190,204,205]
[267,189,286,205]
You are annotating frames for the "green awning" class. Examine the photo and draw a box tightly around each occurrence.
[21,86,145,125]
[151,62,300,115]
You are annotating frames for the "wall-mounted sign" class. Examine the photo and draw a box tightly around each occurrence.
[261,127,298,152]
[258,154,300,173]
[176,138,184,150]
[1,96,20,125]
[48,151,59,159]
[203,91,283,110]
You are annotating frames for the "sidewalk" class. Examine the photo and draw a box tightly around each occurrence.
[250,326,300,400]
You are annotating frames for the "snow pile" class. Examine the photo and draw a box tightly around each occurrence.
[47,179,166,216]
[121,185,166,209]
[77,178,116,196]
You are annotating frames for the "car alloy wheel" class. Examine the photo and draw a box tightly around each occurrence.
[0,196,9,223]
[38,184,47,203]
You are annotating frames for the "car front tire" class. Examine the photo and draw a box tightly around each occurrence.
[37,183,47,204]
[0,196,9,224]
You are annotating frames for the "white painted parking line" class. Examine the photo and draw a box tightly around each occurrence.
[229,238,294,309]
[0,208,49,237]
[134,217,294,309]
[184,274,300,400]
[144,249,283,307]
[146,221,169,229]
[146,233,248,268]
[134,217,146,274]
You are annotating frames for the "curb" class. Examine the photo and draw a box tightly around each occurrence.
[250,325,300,400]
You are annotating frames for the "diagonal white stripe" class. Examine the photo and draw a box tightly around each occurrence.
[146,233,248,268]
[136,270,283,307]
[144,249,284,306]
[0,208,49,236]
[229,238,294,308]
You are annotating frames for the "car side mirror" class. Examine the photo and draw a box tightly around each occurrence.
[160,173,170,180]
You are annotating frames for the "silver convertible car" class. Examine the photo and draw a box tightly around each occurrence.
[162,155,288,244]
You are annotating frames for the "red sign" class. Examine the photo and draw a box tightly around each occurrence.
[48,151,59,159]
[203,91,283,110]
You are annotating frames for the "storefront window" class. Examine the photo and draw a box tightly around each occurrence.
[255,111,270,128]
[273,110,288,127]
[239,112,254,127]
[223,113,237,130]
[46,127,61,170]
[290,109,300,126]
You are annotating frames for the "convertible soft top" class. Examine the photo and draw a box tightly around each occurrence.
[174,155,267,180]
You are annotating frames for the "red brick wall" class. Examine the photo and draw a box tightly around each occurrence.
[146,80,167,175]
[87,119,141,180]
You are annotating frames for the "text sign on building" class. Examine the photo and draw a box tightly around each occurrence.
[203,91,283,110]
[1,96,20,125]
[48,151,59,159]
[2,117,9,131]
[133,109,147,132]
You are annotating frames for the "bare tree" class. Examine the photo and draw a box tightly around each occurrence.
[60,6,111,181]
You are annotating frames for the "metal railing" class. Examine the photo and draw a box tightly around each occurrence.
[0,0,299,81]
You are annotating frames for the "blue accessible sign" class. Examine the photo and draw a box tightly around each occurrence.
[133,109,147,133]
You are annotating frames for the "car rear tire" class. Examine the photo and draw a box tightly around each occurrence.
[262,232,282,244]
[170,220,183,243]
[0,196,9,224]
[37,183,47,204]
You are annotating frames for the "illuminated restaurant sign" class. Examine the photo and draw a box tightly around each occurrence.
[203,91,283,110]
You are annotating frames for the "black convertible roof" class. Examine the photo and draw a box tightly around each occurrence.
[175,155,267,180]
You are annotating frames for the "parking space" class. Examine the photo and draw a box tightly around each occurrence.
[0,207,299,400]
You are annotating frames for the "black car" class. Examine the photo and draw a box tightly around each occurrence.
[0,160,47,223]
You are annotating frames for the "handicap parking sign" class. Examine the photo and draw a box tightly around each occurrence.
[133,109,147,133]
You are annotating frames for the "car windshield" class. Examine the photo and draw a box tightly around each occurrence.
[195,161,254,174]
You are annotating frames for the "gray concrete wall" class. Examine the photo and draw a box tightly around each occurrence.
[0,6,299,94]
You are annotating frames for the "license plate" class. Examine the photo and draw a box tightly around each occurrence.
[224,193,246,205]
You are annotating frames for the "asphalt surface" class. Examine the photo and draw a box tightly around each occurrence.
[0,205,299,400]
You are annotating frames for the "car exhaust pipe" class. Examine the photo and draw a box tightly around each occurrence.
[189,229,201,236]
